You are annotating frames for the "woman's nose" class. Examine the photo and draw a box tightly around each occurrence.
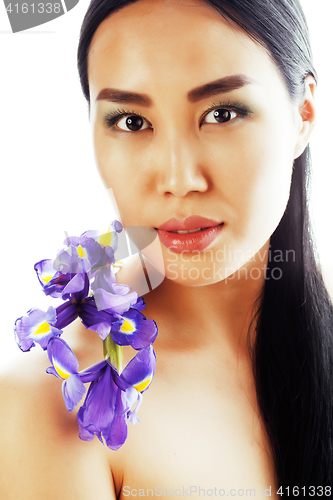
[154,134,209,197]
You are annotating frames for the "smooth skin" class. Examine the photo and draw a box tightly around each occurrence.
[0,0,316,498]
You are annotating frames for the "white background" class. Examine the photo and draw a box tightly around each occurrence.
[0,0,332,369]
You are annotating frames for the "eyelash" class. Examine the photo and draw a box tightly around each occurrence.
[103,99,251,131]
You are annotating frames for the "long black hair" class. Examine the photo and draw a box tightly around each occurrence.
[78,0,333,489]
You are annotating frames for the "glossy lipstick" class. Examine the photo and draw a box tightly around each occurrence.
[156,216,224,253]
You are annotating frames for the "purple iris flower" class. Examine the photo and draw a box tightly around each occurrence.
[61,273,87,301]
[35,260,87,300]
[77,345,156,450]
[14,221,159,451]
[111,308,158,349]
[46,338,86,411]
[47,273,90,332]
[77,363,129,450]
[53,301,80,330]
[83,220,123,271]
[91,262,118,293]
[120,344,156,424]
[121,345,156,394]
[90,261,139,314]
[53,236,104,275]
[34,259,71,298]
[14,306,62,351]
[16,222,154,352]
[131,296,146,312]
[14,275,93,353]
[93,286,138,315]
[78,296,122,340]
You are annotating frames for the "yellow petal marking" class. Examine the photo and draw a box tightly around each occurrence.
[120,319,135,333]
[34,321,51,335]
[134,375,152,393]
[99,229,112,247]
[54,362,70,380]
[77,245,85,258]
[42,275,53,284]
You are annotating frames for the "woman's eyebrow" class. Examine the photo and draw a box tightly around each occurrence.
[95,74,255,106]
[187,74,255,102]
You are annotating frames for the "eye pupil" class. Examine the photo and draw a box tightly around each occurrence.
[126,116,144,131]
[213,109,231,123]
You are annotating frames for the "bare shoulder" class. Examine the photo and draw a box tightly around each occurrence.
[0,349,116,500]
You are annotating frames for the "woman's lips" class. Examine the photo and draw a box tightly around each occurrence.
[155,217,224,253]
[157,216,221,232]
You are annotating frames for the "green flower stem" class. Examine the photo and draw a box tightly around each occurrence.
[103,334,123,374]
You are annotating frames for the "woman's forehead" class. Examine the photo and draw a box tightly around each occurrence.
[88,0,283,103]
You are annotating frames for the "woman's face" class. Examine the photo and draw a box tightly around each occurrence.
[88,0,302,286]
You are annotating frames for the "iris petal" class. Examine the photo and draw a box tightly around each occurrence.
[14,307,62,352]
[47,338,79,378]
[111,220,123,233]
[104,385,128,450]
[121,345,156,393]
[94,288,138,314]
[79,360,107,383]
[77,364,116,440]
[86,322,112,340]
[79,298,120,340]
[45,306,57,325]
[34,259,55,286]
[62,374,86,412]
[77,363,134,450]
[60,236,104,273]
[46,366,59,378]
[54,301,79,330]
[128,392,142,425]
[62,273,85,295]
[111,309,158,349]
[91,264,117,293]
[105,412,128,450]
[47,338,87,412]
[131,296,146,311]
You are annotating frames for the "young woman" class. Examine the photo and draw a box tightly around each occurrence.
[1,0,332,498]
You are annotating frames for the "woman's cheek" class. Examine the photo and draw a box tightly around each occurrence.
[95,132,127,184]
[206,120,294,248]
[235,124,294,246]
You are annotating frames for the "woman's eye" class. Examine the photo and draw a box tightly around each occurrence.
[115,115,151,132]
[202,108,238,124]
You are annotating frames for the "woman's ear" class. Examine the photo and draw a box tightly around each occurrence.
[293,74,317,159]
